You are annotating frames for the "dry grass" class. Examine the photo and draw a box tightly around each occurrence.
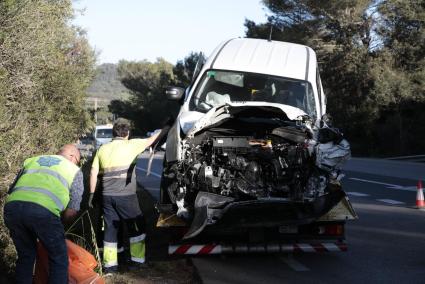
[105,259,199,284]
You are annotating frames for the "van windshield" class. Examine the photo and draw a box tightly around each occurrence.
[189,70,316,117]
[96,129,112,138]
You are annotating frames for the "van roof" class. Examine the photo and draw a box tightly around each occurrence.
[204,38,316,82]
[95,124,113,129]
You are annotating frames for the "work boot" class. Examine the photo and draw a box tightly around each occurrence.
[117,248,130,265]
[103,265,118,276]
[127,261,150,271]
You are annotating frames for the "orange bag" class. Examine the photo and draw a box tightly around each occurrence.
[34,240,105,284]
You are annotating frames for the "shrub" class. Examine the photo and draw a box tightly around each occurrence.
[0,0,95,272]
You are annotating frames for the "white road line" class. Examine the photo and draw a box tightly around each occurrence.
[376,199,405,205]
[280,255,310,272]
[349,177,403,188]
[347,191,370,197]
[136,167,162,178]
[349,177,417,191]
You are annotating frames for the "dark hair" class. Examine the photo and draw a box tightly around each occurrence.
[113,122,130,137]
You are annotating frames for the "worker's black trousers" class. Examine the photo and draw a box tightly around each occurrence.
[4,201,68,284]
[102,194,145,249]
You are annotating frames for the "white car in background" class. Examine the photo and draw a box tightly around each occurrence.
[93,124,113,149]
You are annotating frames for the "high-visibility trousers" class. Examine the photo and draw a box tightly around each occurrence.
[102,194,146,267]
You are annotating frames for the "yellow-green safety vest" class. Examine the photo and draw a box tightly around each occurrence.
[6,155,80,217]
[92,138,148,195]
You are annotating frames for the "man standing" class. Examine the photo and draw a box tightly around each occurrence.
[4,144,84,284]
[89,120,163,273]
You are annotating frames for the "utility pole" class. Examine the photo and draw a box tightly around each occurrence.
[94,97,98,124]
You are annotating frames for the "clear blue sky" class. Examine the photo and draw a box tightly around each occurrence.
[72,0,268,65]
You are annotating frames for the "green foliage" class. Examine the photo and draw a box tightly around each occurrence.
[0,0,95,272]
[119,58,175,95]
[245,0,425,156]
[110,55,202,135]
[87,63,130,101]
[378,0,425,72]
[173,52,204,86]
[86,64,130,126]
[114,58,177,135]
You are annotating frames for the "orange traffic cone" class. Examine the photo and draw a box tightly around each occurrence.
[416,180,425,209]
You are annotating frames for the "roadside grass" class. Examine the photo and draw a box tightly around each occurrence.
[105,259,199,284]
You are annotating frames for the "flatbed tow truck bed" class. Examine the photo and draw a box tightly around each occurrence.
[156,195,357,256]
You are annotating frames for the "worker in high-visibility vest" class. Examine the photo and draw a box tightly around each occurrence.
[89,119,170,273]
[4,144,84,284]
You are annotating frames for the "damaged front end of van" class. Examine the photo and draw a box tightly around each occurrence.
[160,102,353,239]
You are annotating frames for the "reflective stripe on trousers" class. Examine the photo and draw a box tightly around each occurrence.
[103,241,118,267]
[130,234,146,263]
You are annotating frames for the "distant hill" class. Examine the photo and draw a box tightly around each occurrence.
[87,63,129,101]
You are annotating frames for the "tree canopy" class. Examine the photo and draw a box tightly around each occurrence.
[245,0,424,155]
[109,53,203,135]
[86,63,130,101]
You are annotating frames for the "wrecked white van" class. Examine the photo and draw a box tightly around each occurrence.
[161,38,354,240]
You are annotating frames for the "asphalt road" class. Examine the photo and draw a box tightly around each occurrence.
[136,153,425,284]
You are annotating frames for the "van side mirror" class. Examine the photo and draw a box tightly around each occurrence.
[166,86,185,101]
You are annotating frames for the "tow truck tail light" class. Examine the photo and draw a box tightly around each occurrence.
[319,224,344,236]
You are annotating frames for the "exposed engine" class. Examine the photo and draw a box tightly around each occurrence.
[163,123,350,219]
[182,135,314,200]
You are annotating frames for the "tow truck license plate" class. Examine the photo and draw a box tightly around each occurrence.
[279,225,298,234]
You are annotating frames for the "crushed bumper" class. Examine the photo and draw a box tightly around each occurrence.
[183,190,348,239]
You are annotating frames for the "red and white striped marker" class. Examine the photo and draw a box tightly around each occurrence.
[416,180,425,209]
[169,244,222,255]
[168,242,347,255]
